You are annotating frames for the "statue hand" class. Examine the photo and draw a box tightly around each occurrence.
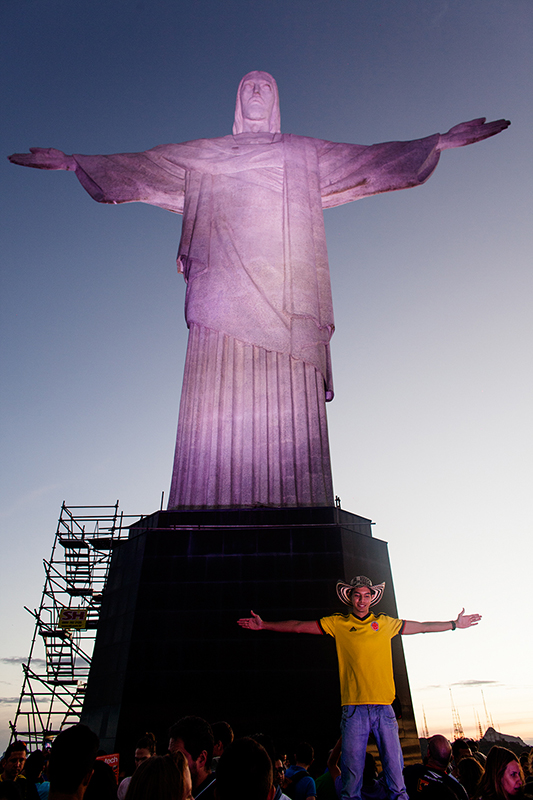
[455,608,482,628]
[438,118,510,150]
[8,147,76,170]
[237,610,264,631]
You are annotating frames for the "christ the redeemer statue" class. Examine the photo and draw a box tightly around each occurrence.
[9,71,509,510]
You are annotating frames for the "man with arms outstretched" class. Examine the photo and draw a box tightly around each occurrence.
[238,576,481,800]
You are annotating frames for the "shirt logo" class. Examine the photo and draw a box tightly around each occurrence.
[371,621,379,631]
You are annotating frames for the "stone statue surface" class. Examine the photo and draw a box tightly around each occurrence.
[9,71,509,510]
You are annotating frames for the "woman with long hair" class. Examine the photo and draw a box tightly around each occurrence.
[475,747,524,800]
[126,751,192,800]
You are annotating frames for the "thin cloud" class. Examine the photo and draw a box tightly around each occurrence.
[0,697,30,705]
[0,657,46,668]
[418,680,500,690]
[418,684,446,690]
[451,680,500,688]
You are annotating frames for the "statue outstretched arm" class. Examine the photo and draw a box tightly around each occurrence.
[8,147,77,171]
[9,145,187,213]
[319,117,509,209]
[437,118,510,151]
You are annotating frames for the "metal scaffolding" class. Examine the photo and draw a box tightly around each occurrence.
[450,688,465,740]
[10,501,141,748]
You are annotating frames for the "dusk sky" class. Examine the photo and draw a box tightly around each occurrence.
[1,0,532,751]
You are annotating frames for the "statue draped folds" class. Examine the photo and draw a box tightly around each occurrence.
[72,130,440,508]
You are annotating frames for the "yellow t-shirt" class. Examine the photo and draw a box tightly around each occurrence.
[319,612,404,706]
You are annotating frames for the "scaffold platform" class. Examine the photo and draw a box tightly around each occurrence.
[9,501,142,748]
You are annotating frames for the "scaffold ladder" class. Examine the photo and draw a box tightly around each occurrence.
[9,501,141,748]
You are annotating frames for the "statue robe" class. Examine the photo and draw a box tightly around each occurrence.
[73,131,440,508]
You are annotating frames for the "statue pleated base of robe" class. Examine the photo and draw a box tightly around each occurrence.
[167,323,334,509]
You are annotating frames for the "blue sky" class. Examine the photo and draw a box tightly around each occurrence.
[1,0,532,750]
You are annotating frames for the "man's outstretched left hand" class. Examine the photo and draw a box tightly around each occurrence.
[456,608,482,628]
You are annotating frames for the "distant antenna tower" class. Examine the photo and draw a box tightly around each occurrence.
[481,689,495,729]
[450,689,465,739]
[474,708,483,740]
[422,707,430,739]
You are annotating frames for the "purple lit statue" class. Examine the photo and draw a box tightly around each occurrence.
[9,72,509,510]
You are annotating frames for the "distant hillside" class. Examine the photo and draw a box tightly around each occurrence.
[418,728,529,759]
[478,727,529,756]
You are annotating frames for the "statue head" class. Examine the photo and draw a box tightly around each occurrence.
[233,71,281,135]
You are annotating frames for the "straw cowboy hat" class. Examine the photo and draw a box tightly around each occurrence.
[336,576,385,607]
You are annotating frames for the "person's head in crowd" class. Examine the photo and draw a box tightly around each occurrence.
[215,738,274,800]
[48,724,99,799]
[294,742,314,769]
[427,736,453,771]
[24,749,46,784]
[168,716,214,791]
[273,758,285,788]
[127,752,192,800]
[1,741,27,781]
[457,756,485,799]
[475,747,524,800]
[84,760,117,800]
[250,735,281,790]
[117,733,157,800]
[518,753,530,780]
[363,752,379,786]
[211,723,234,760]
[453,739,474,767]
[134,732,157,769]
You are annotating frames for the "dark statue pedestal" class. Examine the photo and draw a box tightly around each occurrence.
[81,506,420,766]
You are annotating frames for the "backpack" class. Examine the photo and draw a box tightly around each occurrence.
[284,768,311,799]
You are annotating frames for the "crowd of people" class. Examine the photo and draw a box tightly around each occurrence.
[1,720,532,800]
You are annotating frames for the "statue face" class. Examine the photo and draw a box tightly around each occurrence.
[240,74,275,125]
[233,70,280,135]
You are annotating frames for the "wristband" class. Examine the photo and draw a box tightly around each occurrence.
[450,620,456,631]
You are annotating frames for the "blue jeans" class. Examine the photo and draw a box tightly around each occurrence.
[340,704,408,800]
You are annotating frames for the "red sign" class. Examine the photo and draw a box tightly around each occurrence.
[96,753,120,783]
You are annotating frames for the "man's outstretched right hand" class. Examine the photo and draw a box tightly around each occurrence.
[237,610,264,630]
